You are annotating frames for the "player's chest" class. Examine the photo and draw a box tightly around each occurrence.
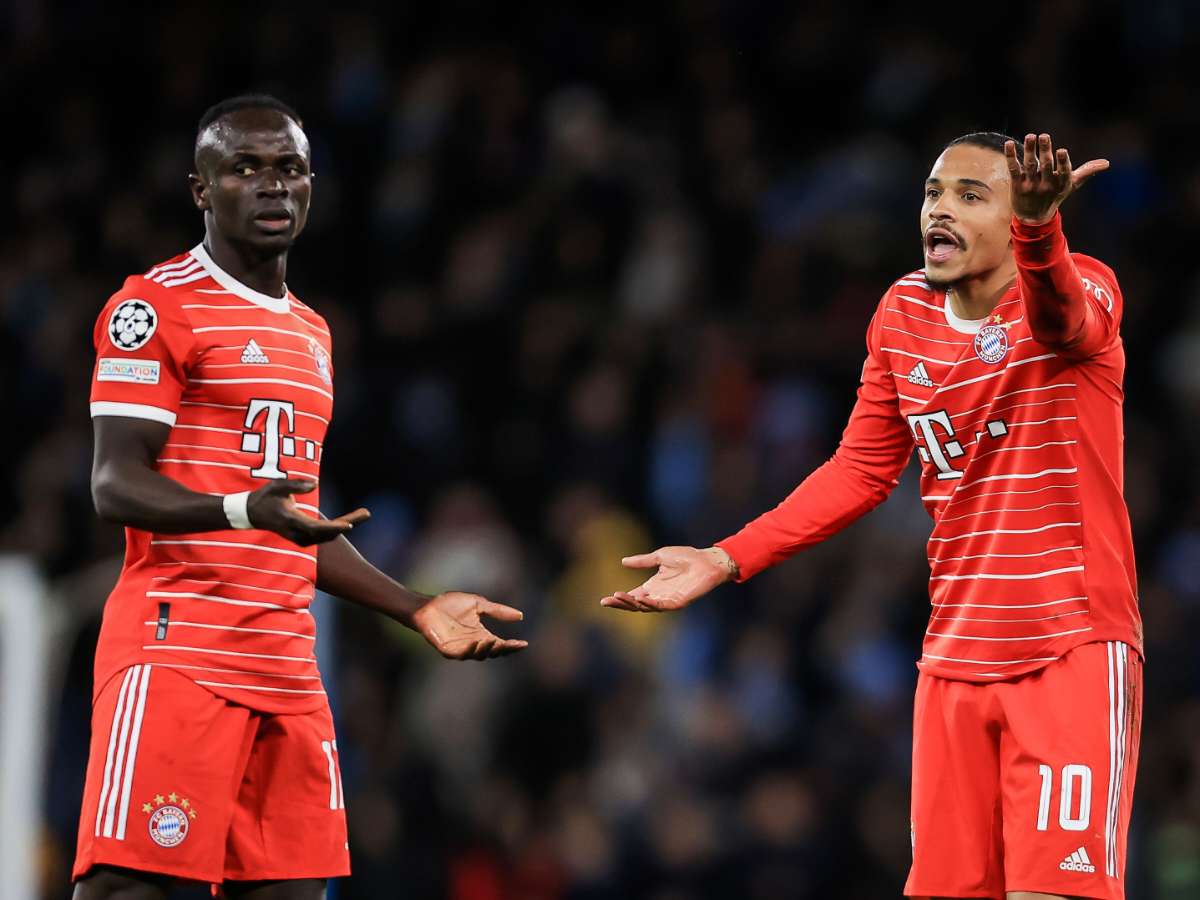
[885,310,1074,480]
[184,316,334,427]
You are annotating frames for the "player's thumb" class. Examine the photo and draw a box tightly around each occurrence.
[622,551,661,569]
[480,600,524,623]
[1073,158,1109,187]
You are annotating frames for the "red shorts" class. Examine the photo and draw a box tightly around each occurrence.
[73,664,350,885]
[905,640,1141,899]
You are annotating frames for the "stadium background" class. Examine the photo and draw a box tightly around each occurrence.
[3,1,1200,897]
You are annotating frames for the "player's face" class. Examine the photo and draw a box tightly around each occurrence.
[192,110,312,255]
[920,144,1013,285]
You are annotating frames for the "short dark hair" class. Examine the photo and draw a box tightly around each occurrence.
[197,94,302,135]
[943,131,1018,156]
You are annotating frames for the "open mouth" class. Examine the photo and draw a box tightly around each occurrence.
[924,227,963,264]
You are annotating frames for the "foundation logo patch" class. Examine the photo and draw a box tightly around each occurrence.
[142,791,196,848]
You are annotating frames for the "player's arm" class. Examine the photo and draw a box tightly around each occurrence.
[91,416,365,544]
[1006,133,1120,358]
[602,308,915,612]
[315,536,528,659]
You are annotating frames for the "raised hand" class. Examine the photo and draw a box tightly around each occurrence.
[247,478,369,546]
[411,591,529,660]
[600,545,737,613]
[1005,133,1108,226]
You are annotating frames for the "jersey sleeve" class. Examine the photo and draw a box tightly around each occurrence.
[716,299,916,581]
[1012,212,1123,359]
[89,280,197,427]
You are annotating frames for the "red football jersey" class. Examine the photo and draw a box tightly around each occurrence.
[89,244,334,713]
[719,215,1142,681]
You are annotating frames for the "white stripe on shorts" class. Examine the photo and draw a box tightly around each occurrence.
[96,665,152,839]
[114,666,152,839]
[94,667,137,837]
[1105,642,1129,877]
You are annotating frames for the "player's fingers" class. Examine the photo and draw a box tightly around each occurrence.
[603,595,645,612]
[329,507,371,527]
[1023,134,1038,173]
[480,600,524,623]
[1038,133,1055,177]
[1004,140,1022,179]
[288,515,355,544]
[600,595,639,611]
[1072,158,1109,188]
[268,478,318,496]
[489,639,529,656]
[469,638,494,660]
[448,639,478,661]
[621,551,661,569]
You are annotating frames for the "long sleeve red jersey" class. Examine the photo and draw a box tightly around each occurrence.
[718,214,1141,682]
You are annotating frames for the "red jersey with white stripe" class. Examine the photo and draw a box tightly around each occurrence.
[719,215,1141,681]
[89,244,334,713]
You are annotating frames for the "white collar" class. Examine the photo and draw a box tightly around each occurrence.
[189,243,290,313]
[942,289,989,335]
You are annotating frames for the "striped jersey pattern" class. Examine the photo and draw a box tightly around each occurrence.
[873,260,1139,680]
[90,244,334,714]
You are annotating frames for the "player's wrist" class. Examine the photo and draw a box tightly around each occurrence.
[1012,209,1061,229]
[223,491,253,529]
[702,546,739,582]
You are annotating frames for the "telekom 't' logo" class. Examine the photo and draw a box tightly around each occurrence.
[240,399,317,478]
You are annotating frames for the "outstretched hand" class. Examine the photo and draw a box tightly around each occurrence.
[1006,133,1108,226]
[600,546,736,613]
[412,591,529,660]
[247,478,369,546]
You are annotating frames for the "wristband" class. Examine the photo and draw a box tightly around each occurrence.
[222,491,253,530]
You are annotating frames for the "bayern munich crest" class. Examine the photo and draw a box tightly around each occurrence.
[142,791,196,848]
[973,316,1011,364]
[309,337,331,384]
[108,299,158,351]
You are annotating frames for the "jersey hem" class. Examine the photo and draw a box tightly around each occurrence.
[917,630,1142,683]
[90,401,177,426]
[222,864,352,881]
[73,856,222,886]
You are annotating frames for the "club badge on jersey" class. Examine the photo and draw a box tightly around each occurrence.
[974,313,1012,364]
[309,337,331,384]
[141,791,197,848]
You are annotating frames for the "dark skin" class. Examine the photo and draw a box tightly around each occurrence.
[77,108,526,900]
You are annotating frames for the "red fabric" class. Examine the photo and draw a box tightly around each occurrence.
[904,641,1141,899]
[89,249,335,714]
[74,665,349,884]
[718,218,1140,682]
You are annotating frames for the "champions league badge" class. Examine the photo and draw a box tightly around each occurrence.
[108,299,158,351]
[974,314,1012,365]
[309,338,332,384]
[142,791,196,848]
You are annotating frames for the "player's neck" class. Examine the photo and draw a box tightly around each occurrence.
[947,261,1017,321]
[203,232,288,299]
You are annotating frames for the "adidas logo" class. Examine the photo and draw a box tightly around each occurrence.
[240,339,269,364]
[1059,846,1095,873]
[907,361,934,388]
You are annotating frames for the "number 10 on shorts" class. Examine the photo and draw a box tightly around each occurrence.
[1036,763,1091,831]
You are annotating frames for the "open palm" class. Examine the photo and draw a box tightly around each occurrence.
[412,591,528,659]
[600,546,733,613]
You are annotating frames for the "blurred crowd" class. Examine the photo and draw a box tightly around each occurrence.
[6,1,1200,897]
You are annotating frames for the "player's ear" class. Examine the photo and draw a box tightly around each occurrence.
[188,172,210,211]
